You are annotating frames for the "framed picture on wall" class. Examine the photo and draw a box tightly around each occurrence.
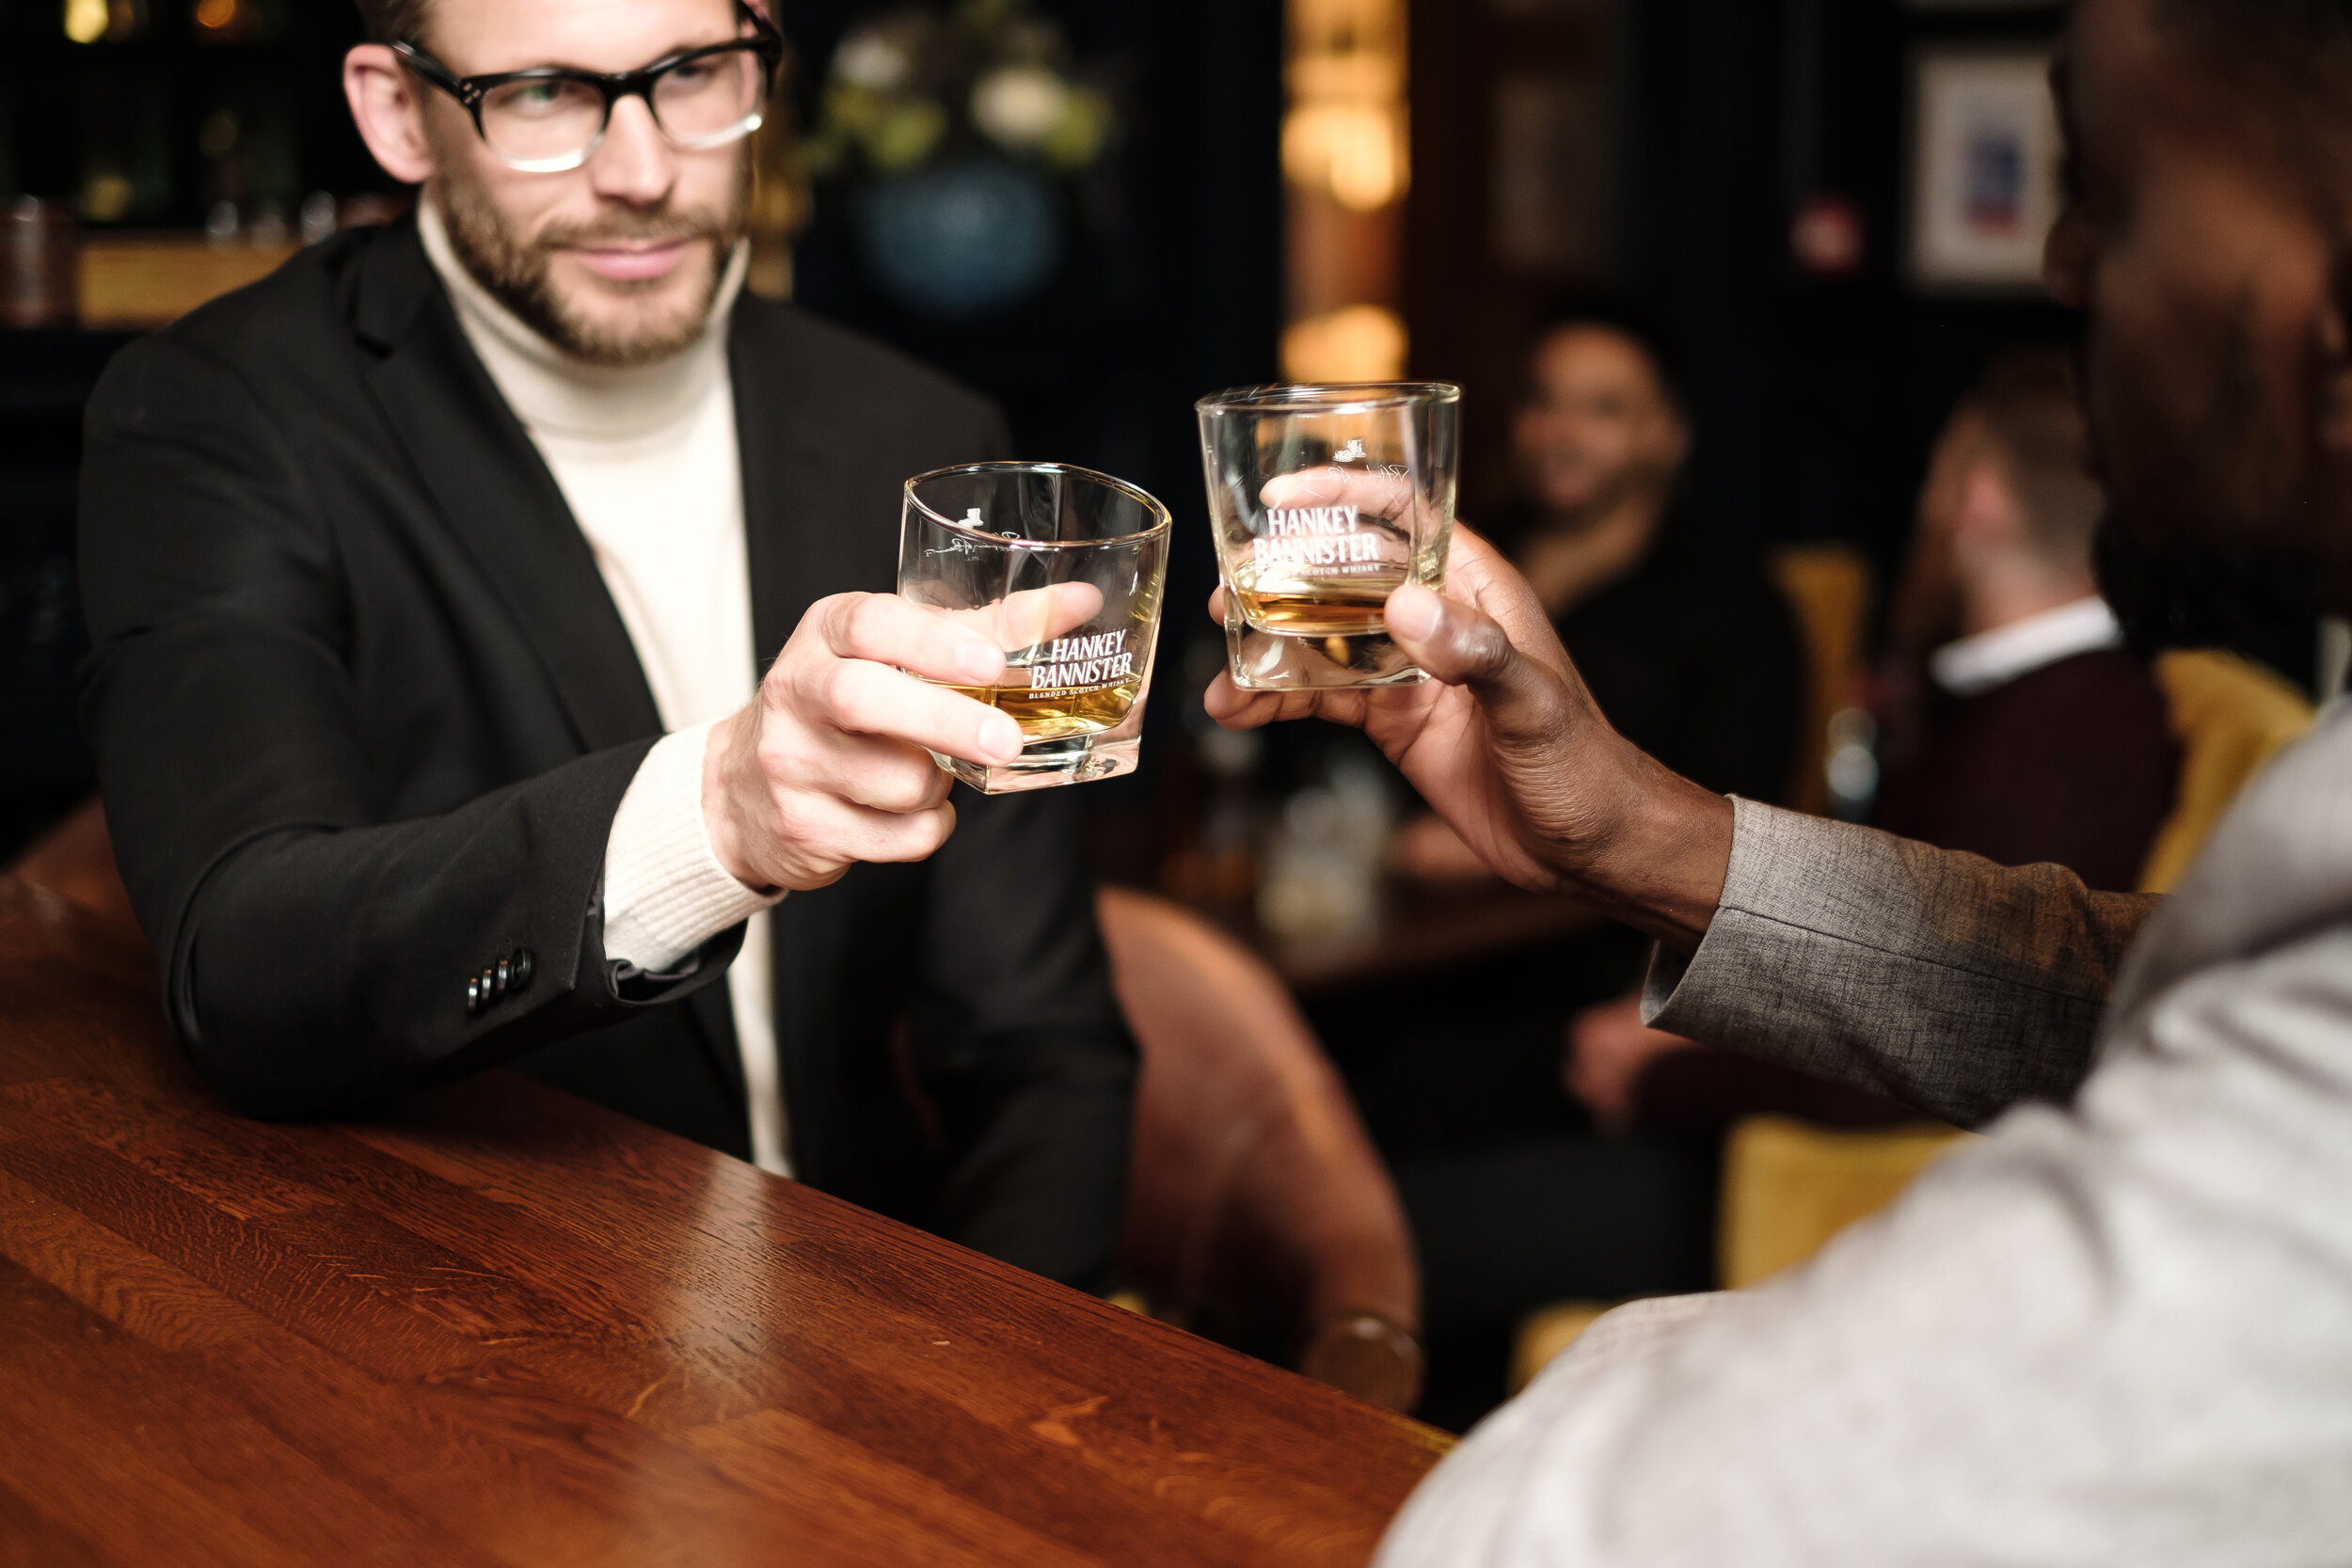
[1907,46,2062,293]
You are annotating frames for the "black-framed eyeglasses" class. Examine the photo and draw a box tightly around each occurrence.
[395,0,785,174]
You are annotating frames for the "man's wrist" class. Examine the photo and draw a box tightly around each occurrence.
[605,721,785,972]
[1551,757,1733,954]
[701,705,770,893]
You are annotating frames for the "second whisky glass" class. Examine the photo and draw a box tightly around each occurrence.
[1197,382,1461,689]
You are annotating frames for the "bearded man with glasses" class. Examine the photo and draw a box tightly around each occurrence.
[72,0,1136,1294]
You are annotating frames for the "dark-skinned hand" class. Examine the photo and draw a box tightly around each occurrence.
[1205,516,1733,952]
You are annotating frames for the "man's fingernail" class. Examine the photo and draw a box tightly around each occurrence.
[1387,582,1442,642]
[982,715,1024,761]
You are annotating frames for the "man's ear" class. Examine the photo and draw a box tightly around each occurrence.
[1951,459,2024,565]
[344,44,434,186]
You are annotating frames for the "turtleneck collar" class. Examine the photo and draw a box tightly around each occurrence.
[418,193,749,446]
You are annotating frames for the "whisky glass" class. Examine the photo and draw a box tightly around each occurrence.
[1196,382,1461,689]
[898,462,1171,793]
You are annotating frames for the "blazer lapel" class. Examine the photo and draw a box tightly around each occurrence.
[355,221,662,755]
[349,227,752,1122]
[729,308,879,1182]
[729,308,869,667]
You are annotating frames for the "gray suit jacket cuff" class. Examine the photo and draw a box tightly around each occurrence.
[1642,798,2156,1126]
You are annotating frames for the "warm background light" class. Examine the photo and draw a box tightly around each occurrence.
[1282,303,1407,384]
[62,0,109,43]
[1283,101,1407,213]
[1283,46,1409,212]
[1285,0,1409,381]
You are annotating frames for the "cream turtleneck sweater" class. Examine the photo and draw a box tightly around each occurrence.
[420,198,791,1178]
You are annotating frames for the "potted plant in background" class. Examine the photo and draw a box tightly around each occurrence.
[800,0,1114,322]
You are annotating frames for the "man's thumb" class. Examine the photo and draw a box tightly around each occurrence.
[1386,582,1561,736]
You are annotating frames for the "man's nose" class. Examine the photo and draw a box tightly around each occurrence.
[589,94,676,206]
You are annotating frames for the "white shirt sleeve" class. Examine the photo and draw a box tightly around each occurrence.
[1374,921,2352,1567]
[601,721,782,973]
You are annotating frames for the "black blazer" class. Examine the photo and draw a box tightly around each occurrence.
[76,218,1135,1291]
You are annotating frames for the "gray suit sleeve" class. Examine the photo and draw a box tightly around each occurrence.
[1643,799,2161,1126]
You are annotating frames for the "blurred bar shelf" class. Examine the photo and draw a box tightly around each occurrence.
[77,231,297,329]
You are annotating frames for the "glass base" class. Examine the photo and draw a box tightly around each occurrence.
[932,732,1140,794]
[1224,603,1428,692]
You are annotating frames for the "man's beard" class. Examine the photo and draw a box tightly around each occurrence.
[2082,308,2329,689]
[2093,504,2323,686]
[437,155,750,369]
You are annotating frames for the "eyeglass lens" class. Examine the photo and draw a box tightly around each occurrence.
[479,49,764,166]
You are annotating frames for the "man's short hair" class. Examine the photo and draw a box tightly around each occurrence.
[1957,344,2105,569]
[2159,0,2352,103]
[352,0,429,45]
[1520,293,1692,419]
[2163,0,2352,42]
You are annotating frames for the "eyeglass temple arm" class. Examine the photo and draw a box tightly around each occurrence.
[390,41,474,103]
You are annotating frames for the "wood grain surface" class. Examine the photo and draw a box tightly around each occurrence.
[0,874,1448,1566]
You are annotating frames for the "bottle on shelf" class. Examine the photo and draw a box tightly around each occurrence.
[3,198,81,329]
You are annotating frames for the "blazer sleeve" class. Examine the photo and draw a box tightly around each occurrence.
[908,785,1136,1294]
[77,331,735,1119]
[1644,799,2161,1126]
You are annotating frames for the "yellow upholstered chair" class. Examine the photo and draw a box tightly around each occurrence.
[1768,544,1875,816]
[1715,1117,1974,1288]
[1507,1121,1972,1391]
[2137,649,2315,893]
[1671,647,2312,1313]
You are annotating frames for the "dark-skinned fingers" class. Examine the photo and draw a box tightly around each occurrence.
[1383,582,1572,749]
[1202,673,1372,731]
[1200,676,1296,730]
[1438,528,1578,679]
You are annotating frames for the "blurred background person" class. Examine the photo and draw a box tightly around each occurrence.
[1569,343,2177,1146]
[1395,300,1803,882]
[1870,344,2175,887]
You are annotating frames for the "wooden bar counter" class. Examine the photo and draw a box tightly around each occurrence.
[0,875,1448,1566]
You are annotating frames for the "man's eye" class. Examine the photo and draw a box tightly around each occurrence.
[512,81,565,110]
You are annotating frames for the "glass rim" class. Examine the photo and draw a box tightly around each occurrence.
[904,461,1173,548]
[1194,380,1464,417]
